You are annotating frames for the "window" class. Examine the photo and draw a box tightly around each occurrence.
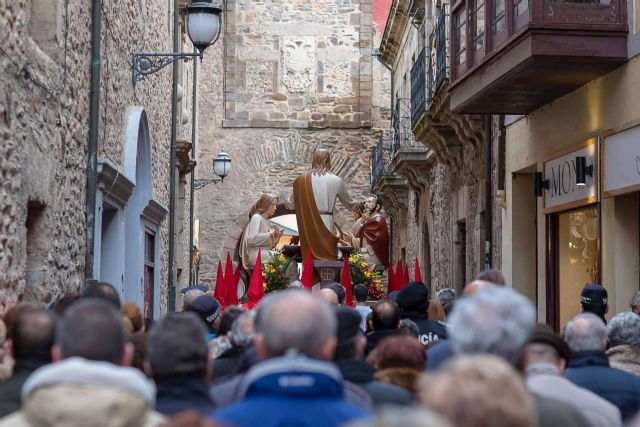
[513,0,528,17]
[25,202,46,291]
[492,0,506,34]
[144,229,156,319]
[455,9,467,65]
[472,0,485,50]
[456,220,467,291]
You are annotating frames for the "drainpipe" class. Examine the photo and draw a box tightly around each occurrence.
[188,47,197,286]
[168,0,180,308]
[484,114,493,269]
[84,0,101,284]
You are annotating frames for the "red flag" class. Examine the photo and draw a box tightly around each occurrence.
[340,257,354,307]
[224,253,238,306]
[301,245,314,291]
[414,258,423,283]
[214,259,226,306]
[233,262,241,292]
[403,264,410,288]
[243,250,264,310]
[386,261,395,294]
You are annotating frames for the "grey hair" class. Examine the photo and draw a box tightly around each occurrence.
[400,318,420,338]
[607,312,640,347]
[259,291,337,358]
[447,286,535,365]
[630,291,640,308]
[231,310,256,347]
[183,290,206,308]
[436,288,456,316]
[345,407,452,427]
[564,313,606,352]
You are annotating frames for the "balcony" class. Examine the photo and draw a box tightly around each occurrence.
[448,0,628,114]
[391,99,432,190]
[370,132,409,218]
[370,133,390,190]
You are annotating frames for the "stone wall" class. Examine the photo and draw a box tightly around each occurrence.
[195,0,391,288]
[0,0,186,312]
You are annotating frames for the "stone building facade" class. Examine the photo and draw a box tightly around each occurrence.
[195,0,392,287]
[371,0,502,294]
[0,0,194,315]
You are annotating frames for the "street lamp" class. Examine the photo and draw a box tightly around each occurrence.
[131,1,223,86]
[194,149,232,189]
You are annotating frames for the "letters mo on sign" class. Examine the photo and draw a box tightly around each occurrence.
[603,123,640,198]
[543,139,598,214]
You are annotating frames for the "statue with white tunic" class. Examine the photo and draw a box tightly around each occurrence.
[348,196,389,268]
[287,149,357,281]
[240,193,283,271]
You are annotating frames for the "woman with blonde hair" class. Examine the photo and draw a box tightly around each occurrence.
[240,193,282,270]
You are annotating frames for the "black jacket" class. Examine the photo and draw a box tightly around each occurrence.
[335,359,415,406]
[213,346,246,380]
[365,329,401,356]
[0,360,48,418]
[402,314,447,346]
[565,351,640,421]
[154,377,216,416]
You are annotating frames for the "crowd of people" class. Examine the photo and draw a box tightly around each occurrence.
[0,273,639,427]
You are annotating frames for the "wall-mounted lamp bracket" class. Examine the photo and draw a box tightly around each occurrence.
[132,52,202,87]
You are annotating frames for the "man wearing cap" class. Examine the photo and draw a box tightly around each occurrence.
[395,282,446,346]
[333,307,413,406]
[523,323,622,427]
[188,295,222,341]
[580,284,609,324]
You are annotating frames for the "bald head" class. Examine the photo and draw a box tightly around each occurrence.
[318,288,339,307]
[564,313,607,353]
[288,280,305,290]
[255,292,337,360]
[464,280,494,296]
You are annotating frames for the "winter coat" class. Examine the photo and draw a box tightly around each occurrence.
[525,362,622,427]
[426,340,454,371]
[365,329,401,356]
[0,357,165,427]
[210,357,372,412]
[334,359,415,406]
[606,345,640,376]
[565,351,640,421]
[531,392,591,427]
[0,360,47,418]
[154,377,215,417]
[212,356,369,427]
[212,346,246,380]
[402,314,447,346]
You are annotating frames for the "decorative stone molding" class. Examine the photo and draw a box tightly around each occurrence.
[142,199,169,225]
[282,37,315,94]
[390,148,434,192]
[374,174,409,221]
[176,139,194,174]
[379,0,411,66]
[97,158,134,206]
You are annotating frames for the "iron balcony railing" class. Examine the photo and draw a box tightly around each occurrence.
[427,8,449,102]
[370,132,391,189]
[410,48,426,128]
[391,98,421,158]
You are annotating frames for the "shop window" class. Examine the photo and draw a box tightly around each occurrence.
[144,229,156,319]
[555,206,600,328]
[454,8,467,66]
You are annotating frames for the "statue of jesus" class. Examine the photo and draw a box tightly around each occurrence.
[288,148,357,268]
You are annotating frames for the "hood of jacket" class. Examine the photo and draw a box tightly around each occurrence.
[19,357,157,427]
[240,355,344,400]
[567,351,609,368]
[606,345,640,375]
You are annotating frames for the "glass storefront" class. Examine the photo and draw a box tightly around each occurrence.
[556,205,600,328]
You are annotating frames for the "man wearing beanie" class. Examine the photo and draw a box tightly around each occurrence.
[189,295,222,341]
[396,282,446,346]
[580,284,609,324]
[522,324,622,427]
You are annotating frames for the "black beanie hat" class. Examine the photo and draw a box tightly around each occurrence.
[396,282,429,314]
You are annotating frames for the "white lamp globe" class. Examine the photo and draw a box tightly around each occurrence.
[213,150,231,181]
[186,1,223,55]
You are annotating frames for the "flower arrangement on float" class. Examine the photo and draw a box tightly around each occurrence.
[262,250,293,294]
[348,254,383,300]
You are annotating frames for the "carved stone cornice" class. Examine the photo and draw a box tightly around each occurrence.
[379,0,411,66]
[374,174,409,222]
[390,147,433,192]
[97,158,134,206]
[142,199,169,225]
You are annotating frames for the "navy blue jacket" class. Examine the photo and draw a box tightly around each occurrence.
[565,351,640,421]
[212,356,369,427]
[155,377,216,417]
[426,340,454,371]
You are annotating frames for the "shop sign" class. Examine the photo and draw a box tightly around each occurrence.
[543,139,598,214]
[603,123,640,198]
